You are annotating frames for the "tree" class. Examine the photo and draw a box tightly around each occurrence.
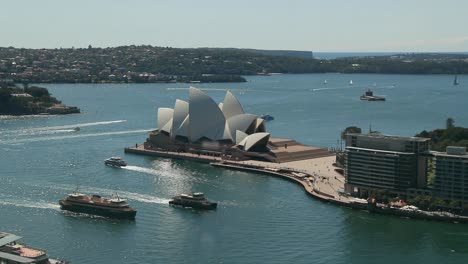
[25,86,50,98]
[0,88,11,102]
[446,117,455,129]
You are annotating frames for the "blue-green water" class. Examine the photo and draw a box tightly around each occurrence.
[1,74,468,264]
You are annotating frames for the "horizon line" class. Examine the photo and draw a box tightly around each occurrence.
[0,45,467,54]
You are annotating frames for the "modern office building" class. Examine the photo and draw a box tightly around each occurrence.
[432,146,468,206]
[344,133,430,196]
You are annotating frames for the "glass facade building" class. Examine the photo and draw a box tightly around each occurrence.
[344,134,430,195]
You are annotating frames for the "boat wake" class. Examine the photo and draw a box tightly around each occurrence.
[20,128,79,136]
[0,199,60,211]
[3,120,127,136]
[60,211,107,219]
[124,193,171,205]
[122,165,162,176]
[121,164,209,186]
[312,86,351,92]
[312,84,396,92]
[1,128,153,144]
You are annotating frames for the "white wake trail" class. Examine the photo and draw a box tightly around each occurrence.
[1,129,153,144]
[312,84,396,92]
[0,200,60,211]
[3,120,127,136]
[122,165,161,176]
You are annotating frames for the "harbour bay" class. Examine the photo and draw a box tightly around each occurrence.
[1,74,468,264]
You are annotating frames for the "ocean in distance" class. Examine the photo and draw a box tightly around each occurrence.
[314,51,468,59]
[1,73,467,264]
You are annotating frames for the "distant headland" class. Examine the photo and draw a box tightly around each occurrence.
[0,84,79,115]
[1,46,467,85]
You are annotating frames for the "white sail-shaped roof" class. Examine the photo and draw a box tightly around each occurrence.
[218,102,224,111]
[157,108,174,130]
[235,130,248,144]
[175,115,190,137]
[254,118,266,133]
[171,99,189,138]
[188,87,226,142]
[222,90,244,119]
[239,132,270,151]
[226,114,257,141]
[223,123,233,140]
[161,118,173,133]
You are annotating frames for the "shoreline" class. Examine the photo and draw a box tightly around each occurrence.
[125,146,468,224]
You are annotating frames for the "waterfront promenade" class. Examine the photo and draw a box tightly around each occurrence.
[124,145,354,206]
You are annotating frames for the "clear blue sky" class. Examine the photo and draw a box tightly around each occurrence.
[1,0,467,52]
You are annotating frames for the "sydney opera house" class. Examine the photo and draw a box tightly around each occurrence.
[142,87,331,163]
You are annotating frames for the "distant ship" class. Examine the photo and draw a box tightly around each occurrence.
[59,193,137,219]
[349,80,353,85]
[260,114,274,121]
[104,157,127,167]
[454,75,459,86]
[169,192,217,210]
[360,89,386,101]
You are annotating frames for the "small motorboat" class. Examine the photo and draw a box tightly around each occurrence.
[260,114,274,121]
[104,157,127,167]
[360,89,385,101]
[73,127,80,132]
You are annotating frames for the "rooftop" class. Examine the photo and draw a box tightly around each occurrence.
[0,232,47,263]
[346,146,416,155]
[0,232,21,247]
[432,151,468,158]
[0,251,35,264]
[347,133,430,142]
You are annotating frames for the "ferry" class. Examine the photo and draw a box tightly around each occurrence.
[59,193,137,219]
[360,89,386,101]
[104,157,127,167]
[0,232,68,263]
[169,192,217,210]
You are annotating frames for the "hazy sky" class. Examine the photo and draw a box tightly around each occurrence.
[1,0,467,52]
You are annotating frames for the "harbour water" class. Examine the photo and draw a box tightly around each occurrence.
[1,74,467,264]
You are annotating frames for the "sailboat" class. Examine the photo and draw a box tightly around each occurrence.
[349,80,353,85]
[323,80,327,85]
[453,75,459,86]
